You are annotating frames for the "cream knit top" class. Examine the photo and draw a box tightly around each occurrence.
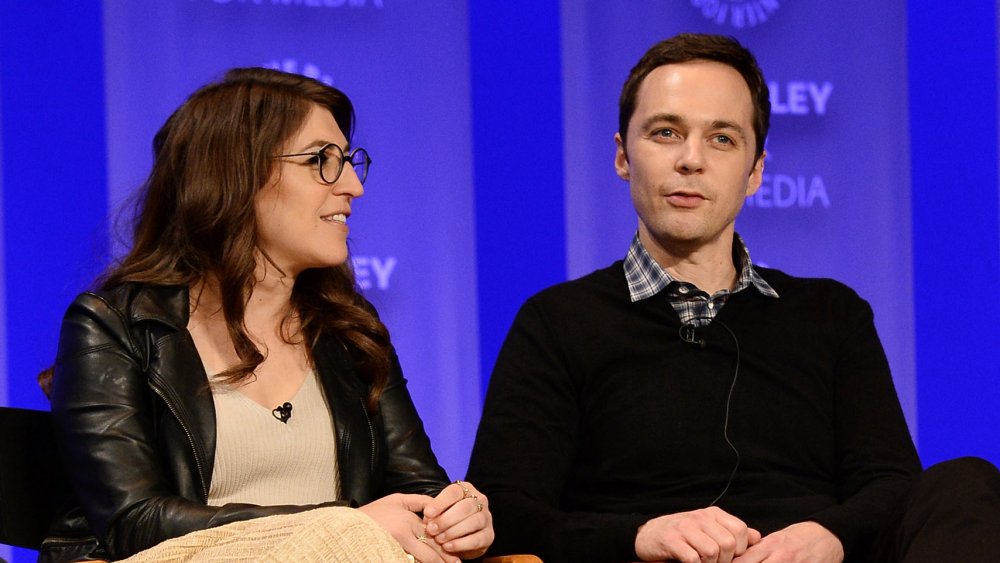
[207,370,340,506]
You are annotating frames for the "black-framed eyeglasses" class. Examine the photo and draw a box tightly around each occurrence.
[274,143,371,185]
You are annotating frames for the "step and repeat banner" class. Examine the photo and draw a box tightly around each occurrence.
[104,0,483,478]
[1,0,914,487]
[9,6,999,561]
[560,1,917,431]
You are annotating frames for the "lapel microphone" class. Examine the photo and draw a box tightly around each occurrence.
[272,402,293,424]
[679,323,707,348]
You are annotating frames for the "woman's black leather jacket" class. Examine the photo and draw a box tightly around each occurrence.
[41,283,448,562]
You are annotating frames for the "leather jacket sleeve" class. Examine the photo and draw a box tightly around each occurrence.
[377,349,450,497]
[49,291,349,560]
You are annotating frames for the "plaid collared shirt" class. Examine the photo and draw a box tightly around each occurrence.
[624,233,779,326]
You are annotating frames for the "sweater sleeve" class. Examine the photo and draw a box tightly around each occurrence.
[803,290,921,559]
[467,298,648,562]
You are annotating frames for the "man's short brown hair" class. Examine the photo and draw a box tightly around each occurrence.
[618,33,770,160]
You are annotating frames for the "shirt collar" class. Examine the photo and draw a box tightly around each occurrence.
[624,232,779,302]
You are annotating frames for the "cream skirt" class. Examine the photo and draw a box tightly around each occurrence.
[118,506,412,562]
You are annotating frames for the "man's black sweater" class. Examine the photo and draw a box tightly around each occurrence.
[468,261,920,562]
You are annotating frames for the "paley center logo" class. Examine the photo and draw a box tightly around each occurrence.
[353,256,397,291]
[263,58,334,85]
[745,78,834,209]
[746,157,830,210]
[690,0,779,29]
[745,145,831,210]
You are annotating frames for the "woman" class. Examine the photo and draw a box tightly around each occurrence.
[40,67,493,563]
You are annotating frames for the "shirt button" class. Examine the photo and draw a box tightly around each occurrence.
[708,302,715,309]
[678,286,689,294]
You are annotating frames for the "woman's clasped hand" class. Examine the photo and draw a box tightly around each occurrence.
[361,480,493,563]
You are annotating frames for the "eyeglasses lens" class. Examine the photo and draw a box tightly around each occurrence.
[320,145,344,184]
[351,149,370,184]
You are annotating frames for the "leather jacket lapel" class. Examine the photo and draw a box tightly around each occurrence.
[313,335,378,506]
[148,330,216,502]
[131,284,216,502]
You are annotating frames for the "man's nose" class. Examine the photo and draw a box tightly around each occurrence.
[675,139,705,174]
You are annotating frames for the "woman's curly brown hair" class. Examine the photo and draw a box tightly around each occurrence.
[40,68,391,410]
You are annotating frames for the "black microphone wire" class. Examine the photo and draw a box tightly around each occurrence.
[707,319,741,507]
[681,316,742,507]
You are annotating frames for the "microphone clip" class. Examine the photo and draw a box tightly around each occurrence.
[679,323,706,348]
[272,402,293,424]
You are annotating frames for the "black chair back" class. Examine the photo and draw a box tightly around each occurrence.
[0,407,65,549]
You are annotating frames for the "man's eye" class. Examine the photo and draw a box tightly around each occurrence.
[715,135,732,145]
[654,129,676,138]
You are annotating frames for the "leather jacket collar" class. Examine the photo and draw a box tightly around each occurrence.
[124,283,377,504]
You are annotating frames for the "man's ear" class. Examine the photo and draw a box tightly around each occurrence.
[746,150,765,196]
[614,132,630,180]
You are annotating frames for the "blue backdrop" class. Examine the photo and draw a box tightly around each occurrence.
[2,1,998,560]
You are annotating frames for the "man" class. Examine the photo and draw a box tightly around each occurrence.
[467,34,998,563]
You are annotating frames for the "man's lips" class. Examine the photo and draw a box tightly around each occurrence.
[665,191,705,208]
